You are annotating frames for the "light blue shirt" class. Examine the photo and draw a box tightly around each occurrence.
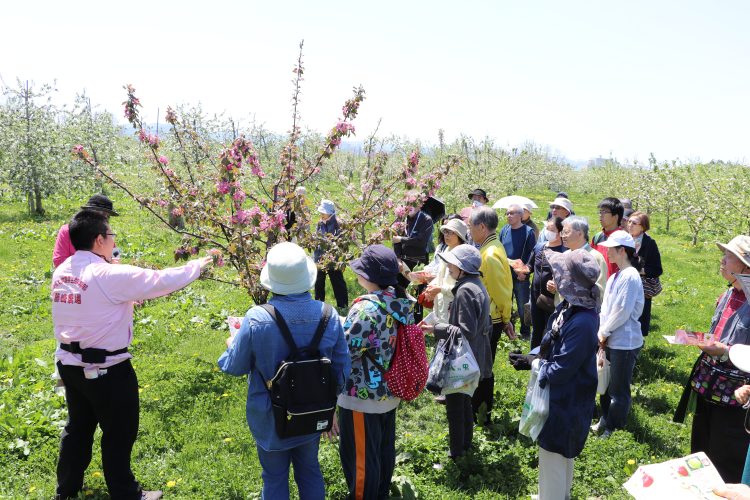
[218,292,351,451]
[598,266,644,350]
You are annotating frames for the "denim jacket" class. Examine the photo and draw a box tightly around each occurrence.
[218,292,351,451]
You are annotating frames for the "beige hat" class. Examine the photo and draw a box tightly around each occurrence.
[439,218,468,242]
[260,242,318,295]
[549,197,573,215]
[717,235,750,269]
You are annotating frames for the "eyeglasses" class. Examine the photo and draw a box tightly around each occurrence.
[628,221,641,226]
[506,211,521,216]
[598,210,613,216]
[441,229,457,236]
[104,232,116,238]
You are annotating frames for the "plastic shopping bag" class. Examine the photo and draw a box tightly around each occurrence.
[442,335,481,396]
[596,348,610,395]
[426,336,452,395]
[519,360,550,441]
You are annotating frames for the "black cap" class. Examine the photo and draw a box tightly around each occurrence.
[467,188,488,201]
[349,244,400,286]
[81,194,119,216]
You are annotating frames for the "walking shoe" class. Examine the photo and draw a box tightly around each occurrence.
[599,429,613,440]
[434,394,446,405]
[590,420,602,434]
[141,491,163,500]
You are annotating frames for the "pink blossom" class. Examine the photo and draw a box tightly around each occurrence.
[233,189,246,203]
[394,205,408,218]
[73,144,84,154]
[231,209,250,225]
[164,168,174,177]
[171,207,184,217]
[335,122,355,134]
[250,165,266,178]
[330,136,342,147]
[385,200,394,209]
[247,206,261,218]
[405,177,417,188]
[216,181,231,195]
[207,248,225,267]
[158,155,169,165]
[157,199,168,207]
[408,151,419,167]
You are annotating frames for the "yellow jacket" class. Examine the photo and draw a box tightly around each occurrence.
[479,234,513,324]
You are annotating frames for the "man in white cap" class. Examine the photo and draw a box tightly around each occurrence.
[218,242,350,499]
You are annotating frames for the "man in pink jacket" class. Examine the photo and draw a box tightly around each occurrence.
[53,194,119,268]
[52,210,212,500]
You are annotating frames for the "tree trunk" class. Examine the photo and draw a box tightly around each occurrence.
[34,184,44,215]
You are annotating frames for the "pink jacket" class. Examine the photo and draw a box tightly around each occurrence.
[52,251,202,369]
[53,224,76,268]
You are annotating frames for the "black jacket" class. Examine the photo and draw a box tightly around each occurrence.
[638,233,663,279]
[396,210,434,259]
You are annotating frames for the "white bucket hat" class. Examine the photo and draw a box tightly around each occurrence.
[439,218,468,242]
[260,242,317,295]
[717,235,750,269]
[597,230,636,249]
[317,199,336,215]
[729,344,750,373]
[549,197,573,215]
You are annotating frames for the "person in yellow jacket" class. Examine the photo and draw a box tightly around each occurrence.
[467,206,516,424]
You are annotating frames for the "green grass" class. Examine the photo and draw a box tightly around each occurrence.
[0,190,726,498]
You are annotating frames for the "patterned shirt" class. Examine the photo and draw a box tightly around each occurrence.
[714,288,747,343]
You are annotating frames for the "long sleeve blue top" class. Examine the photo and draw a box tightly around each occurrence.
[218,292,351,451]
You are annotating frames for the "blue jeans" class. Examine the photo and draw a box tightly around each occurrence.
[256,438,324,500]
[513,278,531,336]
[599,347,641,432]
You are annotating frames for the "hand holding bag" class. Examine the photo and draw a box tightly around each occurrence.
[519,360,550,441]
[441,334,481,396]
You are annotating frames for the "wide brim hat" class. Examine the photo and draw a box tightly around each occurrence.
[717,235,750,269]
[598,230,636,249]
[468,188,488,201]
[260,242,318,295]
[438,244,482,275]
[439,218,468,242]
[349,244,400,286]
[81,194,119,216]
[548,197,572,214]
[546,249,600,309]
[729,344,750,373]
[317,199,336,215]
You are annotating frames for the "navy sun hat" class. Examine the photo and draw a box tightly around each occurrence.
[350,244,400,286]
[81,194,119,216]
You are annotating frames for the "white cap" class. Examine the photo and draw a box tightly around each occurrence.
[597,230,636,249]
[730,344,750,373]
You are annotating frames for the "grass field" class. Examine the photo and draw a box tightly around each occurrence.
[0,190,727,499]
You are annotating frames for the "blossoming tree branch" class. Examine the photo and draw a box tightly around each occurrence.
[72,45,457,304]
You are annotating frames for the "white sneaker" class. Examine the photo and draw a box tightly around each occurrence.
[590,420,602,434]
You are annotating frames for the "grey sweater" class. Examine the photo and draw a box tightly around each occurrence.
[434,275,493,379]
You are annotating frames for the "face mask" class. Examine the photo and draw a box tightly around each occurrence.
[543,229,558,241]
[471,200,483,208]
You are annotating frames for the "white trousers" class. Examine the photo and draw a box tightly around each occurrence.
[538,447,574,500]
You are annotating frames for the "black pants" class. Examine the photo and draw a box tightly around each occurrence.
[314,268,349,309]
[56,360,141,500]
[639,298,652,336]
[691,397,750,483]
[530,294,553,349]
[338,407,396,500]
[471,322,502,424]
[445,393,473,457]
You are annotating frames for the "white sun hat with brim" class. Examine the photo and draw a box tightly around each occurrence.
[260,242,318,295]
[729,344,750,373]
[317,199,336,215]
[597,230,636,249]
[548,197,573,214]
[717,235,750,269]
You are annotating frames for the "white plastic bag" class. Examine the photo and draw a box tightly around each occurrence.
[441,335,481,396]
[596,348,610,395]
[519,360,550,441]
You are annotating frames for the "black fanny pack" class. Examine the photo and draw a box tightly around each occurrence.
[60,342,128,364]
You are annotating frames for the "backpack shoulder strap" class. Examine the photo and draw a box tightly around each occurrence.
[308,304,333,352]
[259,304,299,357]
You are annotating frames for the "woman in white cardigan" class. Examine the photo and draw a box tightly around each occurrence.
[591,230,644,438]
[421,217,468,322]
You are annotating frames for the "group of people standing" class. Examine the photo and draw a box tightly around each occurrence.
[47,188,750,500]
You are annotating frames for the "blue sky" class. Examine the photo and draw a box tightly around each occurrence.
[2,0,749,163]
